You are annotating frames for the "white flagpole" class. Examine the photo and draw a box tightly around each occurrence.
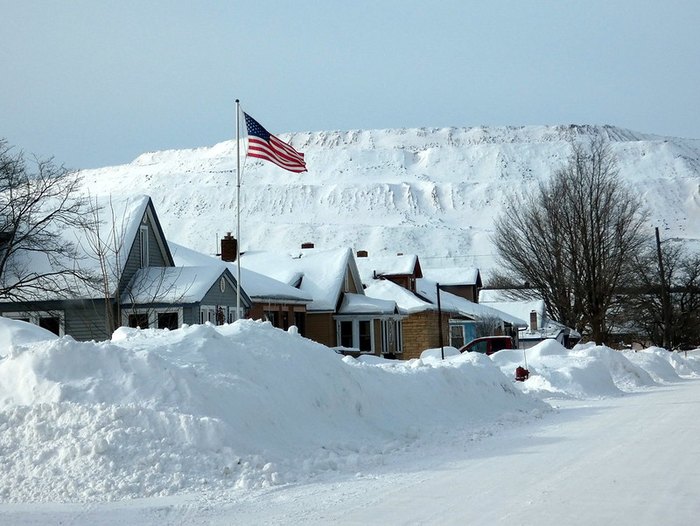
[235,99,241,320]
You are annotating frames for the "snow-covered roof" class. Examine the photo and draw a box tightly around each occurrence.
[364,279,434,314]
[1,194,154,301]
[338,293,397,315]
[355,254,419,283]
[416,278,528,328]
[240,247,361,311]
[120,265,230,304]
[421,267,481,286]
[480,299,547,331]
[169,243,311,303]
[480,296,580,339]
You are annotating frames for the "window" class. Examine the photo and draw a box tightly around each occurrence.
[358,320,372,352]
[381,319,403,355]
[467,340,488,354]
[139,225,149,268]
[122,308,182,330]
[449,324,465,348]
[264,310,278,327]
[294,311,306,336]
[2,311,64,336]
[336,318,375,353]
[201,306,216,324]
[158,312,179,330]
[128,313,149,329]
[339,320,353,348]
[39,316,61,336]
[201,305,228,325]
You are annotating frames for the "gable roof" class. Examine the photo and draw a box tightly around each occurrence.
[415,278,528,328]
[168,243,310,304]
[0,194,171,302]
[119,265,239,304]
[355,253,422,282]
[421,267,482,287]
[240,247,363,311]
[363,278,435,314]
[338,292,397,315]
[479,290,579,338]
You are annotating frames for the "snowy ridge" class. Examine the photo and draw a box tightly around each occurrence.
[78,124,700,276]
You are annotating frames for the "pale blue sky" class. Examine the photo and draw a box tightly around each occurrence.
[2,0,699,169]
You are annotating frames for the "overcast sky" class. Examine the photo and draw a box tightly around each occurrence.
[2,1,699,169]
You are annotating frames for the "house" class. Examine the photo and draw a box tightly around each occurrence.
[362,277,449,360]
[239,245,401,357]
[415,278,527,348]
[357,253,527,358]
[172,240,313,334]
[421,267,483,303]
[479,289,580,349]
[356,252,423,291]
[0,195,250,340]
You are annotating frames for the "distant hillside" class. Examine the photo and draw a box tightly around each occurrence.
[78,124,700,280]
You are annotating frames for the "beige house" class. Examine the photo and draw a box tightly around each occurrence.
[239,245,401,356]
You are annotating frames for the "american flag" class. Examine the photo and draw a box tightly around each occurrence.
[243,112,307,173]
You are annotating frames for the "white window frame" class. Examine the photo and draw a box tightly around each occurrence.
[449,322,465,348]
[1,310,65,336]
[121,307,183,330]
[139,225,149,268]
[200,305,233,325]
[381,318,404,355]
[335,317,375,353]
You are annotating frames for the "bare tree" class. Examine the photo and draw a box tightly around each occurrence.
[626,238,700,349]
[80,194,130,333]
[0,139,93,301]
[474,315,504,338]
[492,137,648,344]
[80,195,193,334]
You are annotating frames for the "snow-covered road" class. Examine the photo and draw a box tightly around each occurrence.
[5,377,698,525]
[221,380,700,525]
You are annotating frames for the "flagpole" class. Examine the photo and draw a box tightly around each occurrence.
[235,99,241,320]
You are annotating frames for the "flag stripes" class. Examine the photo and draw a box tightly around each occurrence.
[244,112,307,173]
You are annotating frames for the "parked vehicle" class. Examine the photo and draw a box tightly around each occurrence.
[459,335,515,356]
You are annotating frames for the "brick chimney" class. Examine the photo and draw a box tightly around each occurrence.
[221,232,237,262]
[529,310,538,332]
[301,242,315,249]
[356,250,368,258]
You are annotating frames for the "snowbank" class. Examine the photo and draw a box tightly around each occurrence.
[0,317,57,358]
[491,339,700,400]
[0,319,545,503]
[2,317,699,505]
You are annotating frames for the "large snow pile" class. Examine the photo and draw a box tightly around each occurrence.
[491,339,700,400]
[1,318,699,504]
[0,319,544,503]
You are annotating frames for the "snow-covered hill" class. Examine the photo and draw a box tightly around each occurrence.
[78,124,700,278]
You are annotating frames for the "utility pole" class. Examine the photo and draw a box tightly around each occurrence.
[436,283,444,360]
[655,227,672,349]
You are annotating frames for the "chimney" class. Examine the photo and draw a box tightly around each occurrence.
[221,232,237,262]
[357,250,368,258]
[529,310,538,332]
[301,242,315,249]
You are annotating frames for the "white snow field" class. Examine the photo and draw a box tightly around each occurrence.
[1,317,699,524]
[76,125,700,275]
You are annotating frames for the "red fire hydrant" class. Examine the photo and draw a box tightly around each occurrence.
[515,366,530,382]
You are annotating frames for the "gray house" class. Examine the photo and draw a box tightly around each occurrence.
[0,195,250,340]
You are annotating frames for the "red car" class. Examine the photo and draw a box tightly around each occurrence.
[459,336,515,356]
